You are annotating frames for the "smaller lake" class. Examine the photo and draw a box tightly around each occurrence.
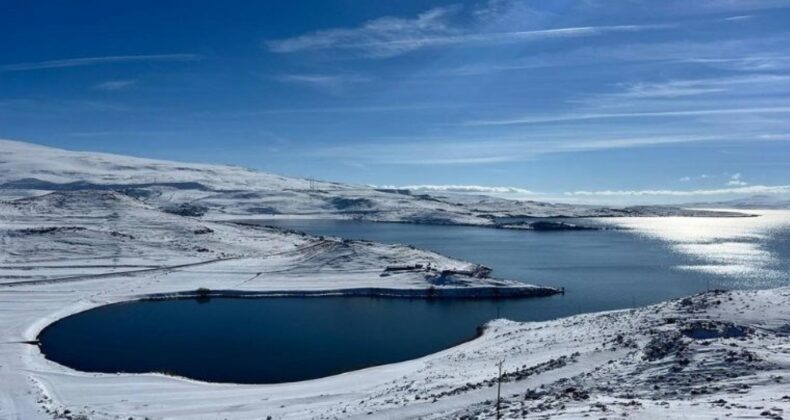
[40,297,518,384]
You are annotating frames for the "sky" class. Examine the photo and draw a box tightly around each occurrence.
[1,0,790,204]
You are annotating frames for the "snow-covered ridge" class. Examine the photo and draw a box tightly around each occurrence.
[1,139,749,224]
[685,194,790,209]
[0,138,339,191]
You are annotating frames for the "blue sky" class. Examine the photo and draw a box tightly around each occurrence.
[2,0,790,203]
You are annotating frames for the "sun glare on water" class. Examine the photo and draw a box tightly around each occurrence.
[598,210,790,287]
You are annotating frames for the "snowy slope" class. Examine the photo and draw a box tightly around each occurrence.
[0,187,558,419]
[0,138,340,191]
[0,139,748,224]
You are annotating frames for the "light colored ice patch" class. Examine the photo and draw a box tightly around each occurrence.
[597,209,790,282]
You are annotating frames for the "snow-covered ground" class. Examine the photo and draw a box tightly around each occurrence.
[4,261,789,419]
[0,188,555,419]
[2,139,786,419]
[0,139,748,226]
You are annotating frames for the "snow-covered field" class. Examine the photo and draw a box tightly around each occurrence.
[2,139,788,419]
[0,188,553,419]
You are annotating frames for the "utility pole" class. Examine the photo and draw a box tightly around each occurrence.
[496,359,504,420]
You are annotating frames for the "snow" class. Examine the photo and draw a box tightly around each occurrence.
[3,261,789,419]
[0,188,554,419]
[1,139,750,226]
[1,139,786,419]
[0,139,336,191]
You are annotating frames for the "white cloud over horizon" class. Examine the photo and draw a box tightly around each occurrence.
[376,184,534,195]
[381,183,790,198]
[566,184,790,197]
[726,172,749,187]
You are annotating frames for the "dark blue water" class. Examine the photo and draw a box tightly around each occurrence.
[40,218,789,383]
[253,219,726,313]
[40,297,507,384]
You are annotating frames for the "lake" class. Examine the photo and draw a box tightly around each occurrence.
[38,297,501,384]
[253,212,790,314]
[39,211,790,383]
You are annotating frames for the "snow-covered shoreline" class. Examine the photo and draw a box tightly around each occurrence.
[0,187,561,419]
[4,277,789,419]
[2,140,788,419]
[2,196,788,420]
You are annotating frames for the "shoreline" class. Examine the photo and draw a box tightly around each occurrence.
[144,284,562,300]
[9,284,790,419]
[1,187,786,419]
[219,206,759,229]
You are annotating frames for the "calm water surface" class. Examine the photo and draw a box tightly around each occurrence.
[39,297,499,384]
[256,214,790,314]
[40,212,790,383]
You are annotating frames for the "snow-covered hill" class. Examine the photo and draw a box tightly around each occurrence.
[686,194,790,210]
[0,139,786,419]
[0,138,342,191]
[0,185,556,419]
[0,139,748,224]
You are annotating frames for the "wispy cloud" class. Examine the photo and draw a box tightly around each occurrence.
[680,174,711,182]
[449,53,790,77]
[726,172,749,186]
[265,6,459,57]
[566,184,790,197]
[724,15,754,21]
[758,133,790,140]
[467,106,790,126]
[611,74,790,99]
[265,4,669,58]
[442,34,790,77]
[93,79,136,91]
[195,102,463,119]
[272,73,370,93]
[376,184,534,195]
[682,55,790,71]
[0,54,200,72]
[376,183,790,199]
[314,133,739,166]
[386,156,519,165]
